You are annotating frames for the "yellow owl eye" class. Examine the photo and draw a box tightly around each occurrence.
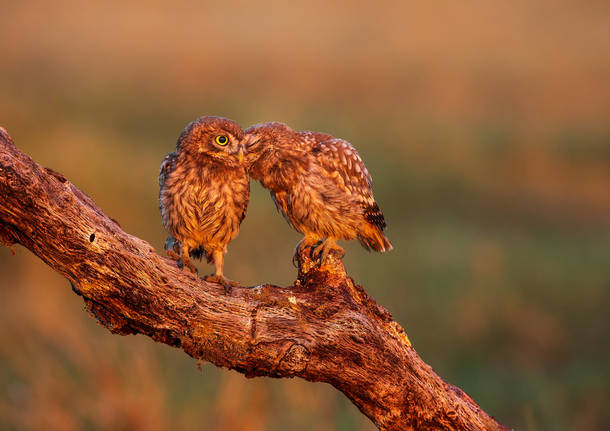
[215,135,228,146]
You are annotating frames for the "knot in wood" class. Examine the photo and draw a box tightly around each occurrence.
[277,343,309,375]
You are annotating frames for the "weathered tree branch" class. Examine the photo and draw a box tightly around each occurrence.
[0,127,509,431]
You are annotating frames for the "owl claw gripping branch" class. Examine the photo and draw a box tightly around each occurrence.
[159,116,249,293]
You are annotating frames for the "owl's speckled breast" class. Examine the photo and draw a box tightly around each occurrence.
[160,156,250,256]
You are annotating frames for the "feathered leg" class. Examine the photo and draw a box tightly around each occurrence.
[203,249,237,293]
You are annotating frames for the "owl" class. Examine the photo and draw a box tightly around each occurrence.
[159,116,249,290]
[245,122,391,266]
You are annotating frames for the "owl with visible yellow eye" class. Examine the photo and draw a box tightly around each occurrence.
[245,122,391,266]
[159,116,248,290]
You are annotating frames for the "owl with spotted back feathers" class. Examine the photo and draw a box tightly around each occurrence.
[159,116,249,290]
[245,122,392,265]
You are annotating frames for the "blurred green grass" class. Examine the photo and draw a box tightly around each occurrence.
[1,1,610,430]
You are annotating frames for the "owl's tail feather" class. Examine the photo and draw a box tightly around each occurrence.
[358,225,393,253]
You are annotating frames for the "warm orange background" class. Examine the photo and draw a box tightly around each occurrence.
[1,1,609,430]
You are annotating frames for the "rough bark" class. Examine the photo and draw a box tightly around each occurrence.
[0,127,510,431]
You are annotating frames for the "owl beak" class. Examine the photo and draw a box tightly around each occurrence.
[236,146,245,164]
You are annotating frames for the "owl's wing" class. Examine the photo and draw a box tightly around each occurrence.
[312,138,372,188]
[299,131,334,150]
[159,152,178,189]
[312,138,386,229]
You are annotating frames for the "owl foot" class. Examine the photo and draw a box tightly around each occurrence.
[166,250,181,261]
[311,239,345,267]
[164,238,198,273]
[203,274,237,294]
[183,259,199,274]
[293,237,320,267]
[166,250,198,273]
[174,255,198,274]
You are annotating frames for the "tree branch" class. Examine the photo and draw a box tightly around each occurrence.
[0,127,509,431]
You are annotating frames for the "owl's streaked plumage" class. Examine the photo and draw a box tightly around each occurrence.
[159,116,249,289]
[245,122,391,265]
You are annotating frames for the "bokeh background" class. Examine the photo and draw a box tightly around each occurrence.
[1,1,609,430]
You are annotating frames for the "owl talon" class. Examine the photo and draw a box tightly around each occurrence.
[166,250,181,261]
[177,256,197,273]
[203,274,237,294]
[166,250,198,273]
[293,237,319,267]
[292,251,299,268]
[311,239,344,267]
[182,259,198,274]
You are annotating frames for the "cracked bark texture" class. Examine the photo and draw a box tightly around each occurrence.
[0,127,510,431]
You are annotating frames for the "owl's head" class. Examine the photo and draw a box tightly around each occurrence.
[243,122,296,166]
[245,122,292,147]
[177,116,246,168]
